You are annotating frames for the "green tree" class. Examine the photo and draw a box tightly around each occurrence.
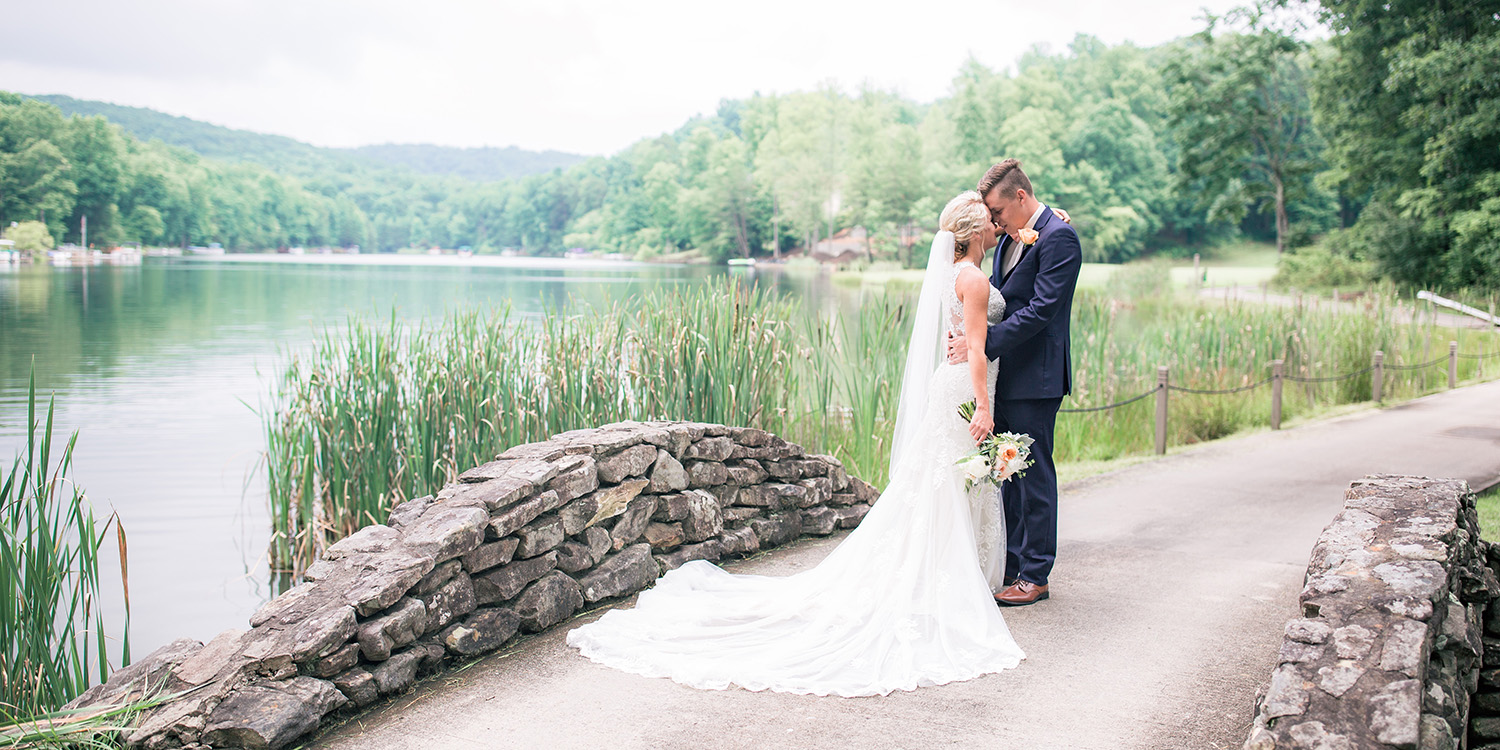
[0,95,77,236]
[1309,0,1500,288]
[753,88,848,252]
[3,220,55,254]
[123,205,164,244]
[62,115,126,246]
[846,90,925,262]
[1165,4,1323,253]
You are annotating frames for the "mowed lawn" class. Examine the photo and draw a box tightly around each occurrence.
[1081,240,1279,290]
[833,239,1279,291]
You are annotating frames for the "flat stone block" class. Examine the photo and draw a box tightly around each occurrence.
[441,608,520,657]
[514,571,584,632]
[681,490,723,542]
[835,504,871,528]
[403,506,488,562]
[546,455,599,502]
[201,676,346,750]
[644,522,685,552]
[370,650,422,695]
[357,597,427,662]
[486,490,562,539]
[683,436,734,462]
[720,526,759,556]
[415,572,476,635]
[749,512,801,548]
[473,551,558,605]
[609,496,657,550]
[516,515,566,558]
[554,541,596,574]
[461,538,519,574]
[647,450,688,493]
[578,544,658,603]
[596,443,658,484]
[801,507,838,535]
[332,667,377,708]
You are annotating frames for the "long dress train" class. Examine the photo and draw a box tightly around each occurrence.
[566,261,1022,697]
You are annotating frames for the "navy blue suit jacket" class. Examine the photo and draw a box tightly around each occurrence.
[986,206,1083,402]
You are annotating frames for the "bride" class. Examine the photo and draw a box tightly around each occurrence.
[566,191,1024,697]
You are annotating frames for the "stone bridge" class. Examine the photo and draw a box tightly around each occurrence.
[69,421,878,749]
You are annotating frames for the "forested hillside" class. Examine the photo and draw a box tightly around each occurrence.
[33,95,342,176]
[3,0,1495,288]
[34,95,584,182]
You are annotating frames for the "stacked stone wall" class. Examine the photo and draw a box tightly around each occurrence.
[1245,475,1500,750]
[69,421,878,749]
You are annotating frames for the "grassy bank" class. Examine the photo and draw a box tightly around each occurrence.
[262,273,1500,578]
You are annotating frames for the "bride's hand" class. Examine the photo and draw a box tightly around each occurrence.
[1055,207,1072,224]
[968,408,993,444]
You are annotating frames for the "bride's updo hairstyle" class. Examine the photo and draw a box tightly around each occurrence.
[939,190,990,262]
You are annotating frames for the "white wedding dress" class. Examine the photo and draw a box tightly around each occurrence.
[566,258,1024,697]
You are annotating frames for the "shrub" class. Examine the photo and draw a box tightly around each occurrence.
[1271,244,1376,291]
[2,221,54,254]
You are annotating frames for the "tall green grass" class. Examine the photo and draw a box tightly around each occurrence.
[1,372,129,721]
[1056,263,1500,460]
[263,274,1500,578]
[263,281,811,578]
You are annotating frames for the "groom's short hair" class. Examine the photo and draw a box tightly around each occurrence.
[978,159,1033,199]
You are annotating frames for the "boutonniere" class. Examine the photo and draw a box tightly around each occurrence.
[1018,228,1039,246]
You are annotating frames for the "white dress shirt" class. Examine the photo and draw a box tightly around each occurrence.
[1001,203,1048,277]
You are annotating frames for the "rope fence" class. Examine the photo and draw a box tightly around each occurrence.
[1382,356,1450,372]
[1166,376,1275,396]
[1055,339,1497,455]
[1284,366,1374,384]
[1058,386,1161,414]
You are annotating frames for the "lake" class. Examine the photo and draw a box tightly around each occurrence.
[0,255,851,657]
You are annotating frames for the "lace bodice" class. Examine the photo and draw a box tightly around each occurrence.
[944,261,1006,337]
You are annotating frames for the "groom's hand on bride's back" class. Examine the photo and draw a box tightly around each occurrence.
[946,331,968,364]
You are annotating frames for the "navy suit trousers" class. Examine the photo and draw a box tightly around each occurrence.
[996,396,1062,587]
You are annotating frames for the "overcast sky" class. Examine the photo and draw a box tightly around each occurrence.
[3,0,1256,156]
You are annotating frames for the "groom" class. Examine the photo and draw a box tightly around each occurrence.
[949,159,1082,607]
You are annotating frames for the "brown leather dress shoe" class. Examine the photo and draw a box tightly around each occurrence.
[995,581,1049,607]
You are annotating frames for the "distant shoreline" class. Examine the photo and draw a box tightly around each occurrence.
[178,253,666,271]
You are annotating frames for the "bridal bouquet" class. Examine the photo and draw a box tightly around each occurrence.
[955,400,1035,491]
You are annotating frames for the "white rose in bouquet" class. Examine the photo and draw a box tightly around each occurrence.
[958,454,991,485]
[1006,456,1028,476]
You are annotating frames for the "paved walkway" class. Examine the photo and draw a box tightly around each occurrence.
[311,380,1500,750]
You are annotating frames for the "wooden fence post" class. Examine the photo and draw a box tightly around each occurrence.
[1373,350,1385,403]
[1449,341,1458,389]
[1155,366,1169,456]
[1271,360,1284,430]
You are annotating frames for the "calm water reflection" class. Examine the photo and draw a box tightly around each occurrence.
[0,256,851,655]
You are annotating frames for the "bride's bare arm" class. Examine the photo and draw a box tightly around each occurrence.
[955,268,994,443]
